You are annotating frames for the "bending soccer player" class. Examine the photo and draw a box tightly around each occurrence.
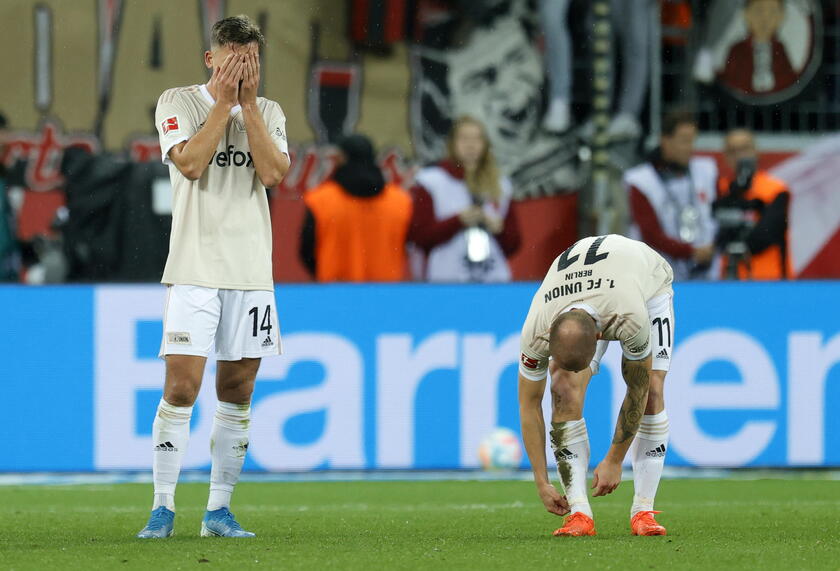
[137,15,290,539]
[518,234,674,537]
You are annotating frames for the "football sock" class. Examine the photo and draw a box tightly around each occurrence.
[152,399,193,511]
[207,401,251,511]
[630,410,669,517]
[550,418,593,518]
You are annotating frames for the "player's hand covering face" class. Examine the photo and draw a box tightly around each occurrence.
[239,46,260,106]
[211,52,244,107]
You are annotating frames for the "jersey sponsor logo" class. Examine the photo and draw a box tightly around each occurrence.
[627,337,649,356]
[166,331,191,345]
[209,145,254,168]
[274,126,286,140]
[161,116,180,135]
[520,353,540,370]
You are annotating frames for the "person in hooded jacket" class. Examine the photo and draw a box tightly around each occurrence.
[299,134,413,282]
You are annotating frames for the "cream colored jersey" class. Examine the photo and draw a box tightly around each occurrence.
[519,235,673,380]
[155,84,289,291]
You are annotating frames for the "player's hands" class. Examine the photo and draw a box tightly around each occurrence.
[213,53,244,108]
[592,459,622,497]
[537,482,570,516]
[692,244,715,265]
[458,205,484,227]
[239,49,260,107]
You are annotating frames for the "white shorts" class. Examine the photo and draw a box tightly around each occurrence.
[590,293,674,374]
[159,285,283,361]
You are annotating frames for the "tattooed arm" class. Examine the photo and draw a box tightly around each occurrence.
[592,354,651,497]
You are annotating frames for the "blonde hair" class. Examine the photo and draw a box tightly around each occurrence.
[446,116,502,202]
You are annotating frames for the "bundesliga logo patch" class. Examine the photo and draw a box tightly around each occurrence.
[161,115,180,135]
[520,353,539,370]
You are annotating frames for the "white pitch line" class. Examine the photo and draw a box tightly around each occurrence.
[8,498,840,516]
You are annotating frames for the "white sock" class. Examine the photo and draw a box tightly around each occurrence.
[630,410,669,517]
[550,418,592,518]
[152,399,193,511]
[207,401,251,511]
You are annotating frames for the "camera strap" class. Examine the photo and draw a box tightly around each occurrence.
[654,166,700,244]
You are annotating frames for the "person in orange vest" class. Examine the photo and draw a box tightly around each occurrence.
[299,134,412,282]
[714,128,791,280]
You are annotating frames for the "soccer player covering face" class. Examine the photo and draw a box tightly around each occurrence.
[137,15,290,539]
[518,235,674,537]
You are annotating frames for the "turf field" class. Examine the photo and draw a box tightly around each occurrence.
[1,478,838,570]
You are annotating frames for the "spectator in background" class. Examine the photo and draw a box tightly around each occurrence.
[299,134,412,282]
[714,128,790,279]
[625,110,718,280]
[541,0,653,139]
[409,115,520,282]
[0,112,19,281]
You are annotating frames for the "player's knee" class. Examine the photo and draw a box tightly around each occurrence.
[164,383,200,406]
[216,379,255,404]
[164,359,204,405]
[550,380,585,418]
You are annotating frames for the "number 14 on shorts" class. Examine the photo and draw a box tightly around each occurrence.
[248,305,273,340]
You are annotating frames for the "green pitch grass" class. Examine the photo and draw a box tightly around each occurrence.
[0,479,838,570]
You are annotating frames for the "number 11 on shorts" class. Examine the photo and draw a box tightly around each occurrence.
[248,305,272,337]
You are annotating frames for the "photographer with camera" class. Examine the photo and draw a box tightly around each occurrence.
[713,129,790,280]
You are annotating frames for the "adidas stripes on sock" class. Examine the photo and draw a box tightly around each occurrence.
[207,401,251,511]
[550,418,593,518]
[152,399,193,511]
[630,410,670,517]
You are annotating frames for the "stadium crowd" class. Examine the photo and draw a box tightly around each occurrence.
[0,0,837,284]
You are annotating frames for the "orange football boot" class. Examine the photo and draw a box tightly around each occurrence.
[631,510,667,536]
[552,512,596,537]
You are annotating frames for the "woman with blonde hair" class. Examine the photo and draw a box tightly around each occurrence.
[409,116,521,282]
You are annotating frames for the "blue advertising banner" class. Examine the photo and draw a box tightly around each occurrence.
[2,282,839,471]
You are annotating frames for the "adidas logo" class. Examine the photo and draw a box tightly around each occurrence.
[645,444,667,457]
[555,447,578,460]
[262,336,273,347]
[154,441,177,452]
[656,348,669,359]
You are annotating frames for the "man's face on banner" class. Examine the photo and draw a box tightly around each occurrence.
[745,0,785,42]
[448,21,542,161]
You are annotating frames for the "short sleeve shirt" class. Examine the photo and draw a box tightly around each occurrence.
[519,235,673,380]
[155,84,288,290]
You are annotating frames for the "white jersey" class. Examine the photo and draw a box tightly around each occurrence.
[155,84,289,291]
[624,157,718,281]
[519,235,673,380]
